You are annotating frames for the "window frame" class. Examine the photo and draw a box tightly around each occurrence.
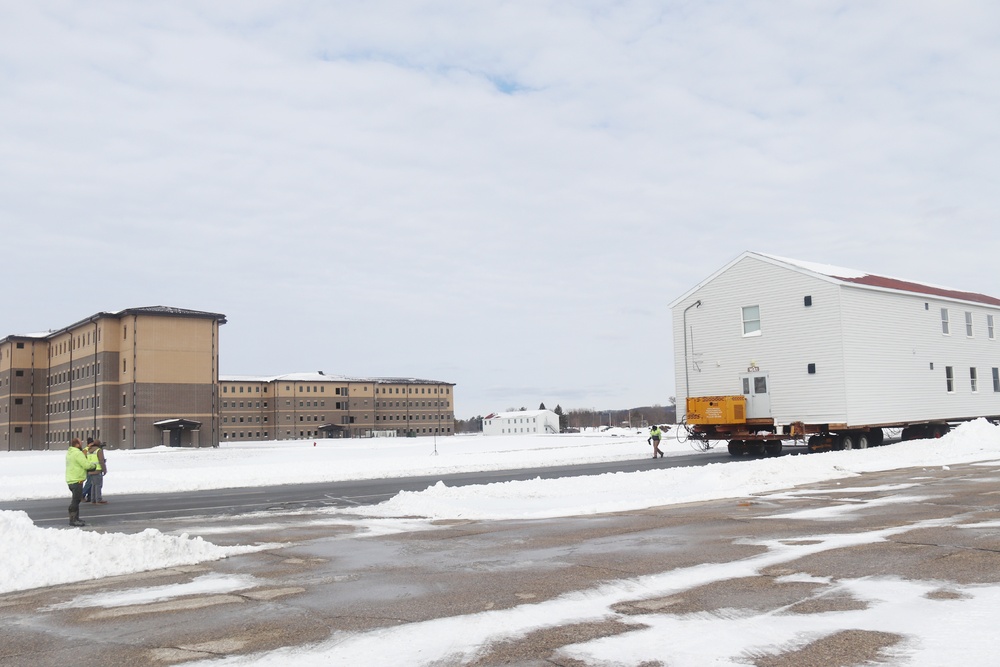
[741,305,762,337]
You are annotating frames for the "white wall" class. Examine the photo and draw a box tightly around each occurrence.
[673,254,1000,429]
[841,287,1000,425]
[672,254,848,425]
[483,410,560,436]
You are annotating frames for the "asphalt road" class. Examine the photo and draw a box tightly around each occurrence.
[0,447,738,526]
[3,455,1000,667]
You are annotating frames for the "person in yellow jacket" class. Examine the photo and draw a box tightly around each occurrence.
[647,425,664,458]
[66,437,97,527]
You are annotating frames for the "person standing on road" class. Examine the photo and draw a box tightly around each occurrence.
[648,425,664,458]
[85,439,108,504]
[66,438,97,527]
[82,437,95,501]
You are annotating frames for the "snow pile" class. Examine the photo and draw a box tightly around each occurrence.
[351,419,1000,520]
[3,420,1000,596]
[0,511,263,595]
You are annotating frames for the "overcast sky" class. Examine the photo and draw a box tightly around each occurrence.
[2,2,999,418]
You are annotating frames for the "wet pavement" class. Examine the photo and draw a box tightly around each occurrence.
[3,460,1000,666]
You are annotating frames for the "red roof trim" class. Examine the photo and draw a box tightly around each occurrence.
[834,275,1000,307]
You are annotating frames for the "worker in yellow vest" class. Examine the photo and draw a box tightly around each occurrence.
[648,425,664,458]
[65,438,97,527]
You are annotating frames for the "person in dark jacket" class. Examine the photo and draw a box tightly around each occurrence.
[66,438,97,527]
[82,437,95,501]
[84,440,108,504]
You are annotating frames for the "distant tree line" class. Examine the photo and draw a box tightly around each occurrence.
[454,402,677,434]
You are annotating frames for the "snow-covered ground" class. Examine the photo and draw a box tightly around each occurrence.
[5,421,1000,665]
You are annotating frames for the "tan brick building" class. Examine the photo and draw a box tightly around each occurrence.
[2,307,456,450]
[220,373,455,441]
[1,306,225,451]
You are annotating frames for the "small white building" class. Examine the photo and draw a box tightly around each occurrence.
[482,410,560,436]
[671,251,1000,432]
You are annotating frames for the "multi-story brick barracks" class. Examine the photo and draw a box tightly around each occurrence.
[0,307,455,450]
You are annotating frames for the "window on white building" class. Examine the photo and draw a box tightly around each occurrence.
[742,305,761,336]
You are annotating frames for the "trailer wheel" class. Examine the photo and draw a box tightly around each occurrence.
[868,428,884,447]
[837,432,857,451]
[728,440,745,457]
[764,441,782,457]
[856,431,871,450]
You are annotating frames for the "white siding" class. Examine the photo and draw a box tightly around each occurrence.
[482,410,560,436]
[673,253,1000,429]
[841,287,1000,425]
[673,255,848,425]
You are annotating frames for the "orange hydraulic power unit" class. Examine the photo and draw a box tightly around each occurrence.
[686,395,747,425]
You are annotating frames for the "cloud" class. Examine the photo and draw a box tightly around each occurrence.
[2,2,999,416]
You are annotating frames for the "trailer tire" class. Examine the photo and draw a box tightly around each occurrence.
[856,431,871,450]
[728,440,745,457]
[764,441,783,457]
[837,432,857,451]
[868,428,884,447]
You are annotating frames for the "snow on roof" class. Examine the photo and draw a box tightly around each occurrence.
[6,306,229,342]
[220,372,453,385]
[486,409,555,419]
[758,252,1000,307]
[756,253,869,280]
[2,331,53,343]
[672,251,1000,309]
[104,305,227,320]
[221,372,349,383]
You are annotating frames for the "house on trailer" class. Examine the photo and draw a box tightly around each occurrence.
[482,409,560,436]
[670,251,1000,444]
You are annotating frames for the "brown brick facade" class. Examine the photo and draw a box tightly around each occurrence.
[2,308,455,450]
[219,375,456,441]
[1,307,224,450]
